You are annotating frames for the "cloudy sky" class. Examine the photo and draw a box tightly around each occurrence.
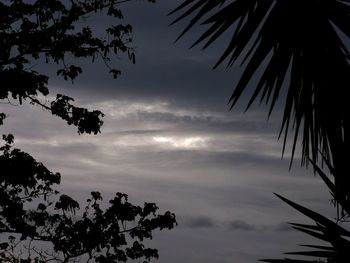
[0,1,335,262]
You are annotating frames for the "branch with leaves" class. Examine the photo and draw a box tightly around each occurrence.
[1,0,153,134]
[0,136,176,263]
[1,1,177,262]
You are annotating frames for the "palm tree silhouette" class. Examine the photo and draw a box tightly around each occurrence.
[170,0,350,204]
[170,1,350,261]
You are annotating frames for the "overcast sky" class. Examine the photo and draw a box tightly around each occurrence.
[0,1,335,262]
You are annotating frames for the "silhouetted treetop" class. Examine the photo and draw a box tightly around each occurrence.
[0,136,176,262]
[1,0,154,134]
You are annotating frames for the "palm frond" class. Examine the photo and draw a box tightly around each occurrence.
[170,0,350,168]
[265,193,350,263]
[168,0,227,42]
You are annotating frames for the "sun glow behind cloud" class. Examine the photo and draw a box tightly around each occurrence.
[153,136,207,149]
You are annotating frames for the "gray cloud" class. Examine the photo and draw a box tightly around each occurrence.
[274,223,293,232]
[186,217,216,229]
[134,110,281,135]
[39,0,252,115]
[229,220,257,231]
[184,217,294,233]
[228,221,295,233]
[111,129,167,135]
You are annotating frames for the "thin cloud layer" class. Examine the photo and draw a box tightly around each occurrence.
[186,217,216,229]
[229,220,257,231]
[1,95,332,263]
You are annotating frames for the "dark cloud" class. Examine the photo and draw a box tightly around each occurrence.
[110,129,168,135]
[229,220,257,231]
[134,110,280,135]
[228,221,294,233]
[40,0,244,114]
[274,223,293,232]
[186,217,216,229]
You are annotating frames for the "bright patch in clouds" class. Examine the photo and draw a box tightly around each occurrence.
[153,136,207,149]
[90,100,224,120]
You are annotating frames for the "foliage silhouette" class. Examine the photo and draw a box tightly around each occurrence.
[0,136,176,262]
[0,135,176,262]
[0,0,146,133]
[170,0,350,262]
[1,0,176,262]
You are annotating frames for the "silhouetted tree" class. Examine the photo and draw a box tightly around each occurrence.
[1,0,143,132]
[1,0,176,262]
[170,1,350,262]
[0,135,176,262]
